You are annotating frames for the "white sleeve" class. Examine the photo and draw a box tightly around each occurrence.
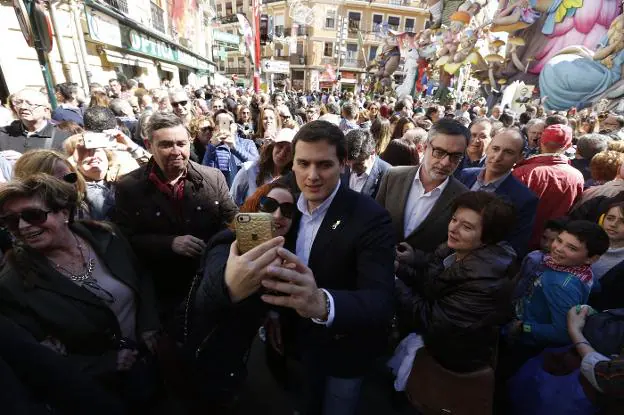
[581,351,611,393]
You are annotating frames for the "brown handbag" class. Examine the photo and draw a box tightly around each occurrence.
[405,348,495,415]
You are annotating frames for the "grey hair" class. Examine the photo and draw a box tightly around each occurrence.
[147,111,188,142]
[526,118,546,130]
[576,133,609,160]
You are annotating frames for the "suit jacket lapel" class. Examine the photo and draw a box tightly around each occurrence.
[362,158,380,197]
[396,167,419,237]
[407,178,458,239]
[308,187,350,272]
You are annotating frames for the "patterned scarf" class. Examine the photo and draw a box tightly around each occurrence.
[543,254,593,285]
[147,162,186,201]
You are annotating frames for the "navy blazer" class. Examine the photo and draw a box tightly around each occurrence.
[341,156,391,199]
[284,185,396,378]
[459,168,538,257]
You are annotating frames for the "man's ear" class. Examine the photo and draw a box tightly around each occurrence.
[585,254,602,265]
[144,139,152,152]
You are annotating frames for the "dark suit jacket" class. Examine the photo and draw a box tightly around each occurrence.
[459,168,538,257]
[341,156,392,199]
[0,222,160,377]
[284,185,396,378]
[589,259,624,311]
[376,166,468,253]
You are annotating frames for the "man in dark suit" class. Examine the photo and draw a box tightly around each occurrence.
[261,120,395,415]
[458,128,538,257]
[376,119,469,264]
[342,128,391,199]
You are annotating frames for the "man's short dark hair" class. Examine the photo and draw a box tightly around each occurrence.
[327,103,340,115]
[546,114,568,126]
[452,191,516,245]
[427,118,471,146]
[109,78,119,84]
[499,110,515,128]
[147,111,188,142]
[342,103,357,119]
[292,120,347,162]
[83,106,117,132]
[519,112,532,125]
[345,129,376,161]
[563,220,609,257]
[425,106,439,118]
[56,82,78,102]
[576,134,609,159]
[544,217,570,233]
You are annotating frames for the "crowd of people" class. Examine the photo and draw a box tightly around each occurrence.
[0,76,624,415]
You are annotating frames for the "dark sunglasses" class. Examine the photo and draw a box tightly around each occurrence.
[259,196,295,219]
[0,208,53,230]
[172,101,188,107]
[62,172,78,184]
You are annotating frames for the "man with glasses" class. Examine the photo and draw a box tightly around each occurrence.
[0,89,71,153]
[376,119,468,260]
[169,89,193,126]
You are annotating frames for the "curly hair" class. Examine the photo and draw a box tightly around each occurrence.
[240,180,294,214]
[590,150,624,182]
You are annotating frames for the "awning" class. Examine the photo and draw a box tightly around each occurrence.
[103,50,154,68]
[158,62,179,73]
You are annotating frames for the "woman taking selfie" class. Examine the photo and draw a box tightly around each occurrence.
[182,180,295,411]
[0,174,160,411]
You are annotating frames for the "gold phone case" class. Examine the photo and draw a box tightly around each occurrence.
[236,213,275,254]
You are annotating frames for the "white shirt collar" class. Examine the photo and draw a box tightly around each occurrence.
[351,158,375,178]
[297,180,342,216]
[414,165,450,194]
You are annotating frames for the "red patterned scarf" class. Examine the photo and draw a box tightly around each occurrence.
[147,162,186,201]
[543,254,593,285]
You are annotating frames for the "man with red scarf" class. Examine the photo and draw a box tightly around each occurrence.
[114,111,238,317]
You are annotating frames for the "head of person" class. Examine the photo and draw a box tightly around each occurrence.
[237,105,251,123]
[601,202,624,247]
[380,138,420,167]
[108,98,134,118]
[169,89,192,120]
[550,220,609,266]
[305,105,320,122]
[447,191,516,257]
[13,149,86,203]
[0,174,79,252]
[600,113,624,134]
[367,102,380,120]
[11,89,50,127]
[590,150,624,183]
[541,217,569,253]
[461,102,470,112]
[240,181,296,237]
[519,112,532,126]
[579,115,598,134]
[109,78,122,96]
[83,106,117,132]
[345,129,376,175]
[292,121,346,210]
[188,115,214,146]
[146,111,191,179]
[468,118,493,158]
[273,93,285,107]
[392,117,416,140]
[525,104,537,118]
[491,105,502,120]
[540,124,573,154]
[395,99,413,118]
[341,102,357,121]
[545,114,569,127]
[56,82,79,105]
[370,116,392,153]
[56,121,84,136]
[499,109,515,128]
[526,118,546,149]
[484,128,525,177]
[89,91,110,108]
[276,104,293,124]
[575,133,609,160]
[211,98,225,112]
[257,127,296,186]
[422,119,470,183]
[402,127,428,154]
[257,106,281,139]
[425,105,440,122]
[126,79,138,91]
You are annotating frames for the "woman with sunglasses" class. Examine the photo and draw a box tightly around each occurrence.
[0,174,160,412]
[188,115,214,163]
[236,104,255,140]
[181,180,295,411]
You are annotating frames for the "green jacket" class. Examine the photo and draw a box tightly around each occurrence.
[0,221,159,377]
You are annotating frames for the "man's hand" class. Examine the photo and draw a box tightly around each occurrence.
[260,248,327,320]
[396,242,416,265]
[225,237,284,302]
[567,305,591,337]
[210,131,230,146]
[172,235,206,257]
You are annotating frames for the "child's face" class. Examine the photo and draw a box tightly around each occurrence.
[550,231,591,267]
[603,207,624,245]
[540,228,560,253]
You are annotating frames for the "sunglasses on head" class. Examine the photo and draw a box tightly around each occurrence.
[62,172,78,184]
[172,101,188,108]
[259,196,295,219]
[0,208,53,231]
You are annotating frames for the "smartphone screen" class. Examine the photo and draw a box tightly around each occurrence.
[83,132,114,149]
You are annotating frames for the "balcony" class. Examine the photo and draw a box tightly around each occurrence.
[284,26,309,37]
[321,57,337,65]
[342,58,364,68]
[102,0,128,13]
[290,55,307,65]
[151,2,165,33]
[224,66,248,75]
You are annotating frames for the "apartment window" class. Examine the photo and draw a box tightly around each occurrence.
[274,15,285,37]
[369,46,378,62]
[387,16,400,31]
[325,9,336,29]
[348,12,361,31]
[346,43,358,59]
[372,14,383,32]
[102,0,128,13]
[296,41,304,56]
[405,18,415,32]
[150,1,165,33]
[226,2,232,15]
[238,57,245,67]
[324,42,333,57]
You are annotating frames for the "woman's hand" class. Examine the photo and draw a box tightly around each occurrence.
[117,349,139,371]
[141,330,160,355]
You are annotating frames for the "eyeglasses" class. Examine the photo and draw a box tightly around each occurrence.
[280,114,291,119]
[259,196,295,219]
[0,208,53,231]
[430,145,464,164]
[12,99,46,109]
[171,101,188,108]
[62,172,78,184]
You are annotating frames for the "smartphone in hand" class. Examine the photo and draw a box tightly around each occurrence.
[235,213,276,254]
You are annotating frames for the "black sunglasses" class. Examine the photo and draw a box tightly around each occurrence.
[259,196,295,219]
[0,208,53,231]
[62,172,78,184]
[172,101,188,107]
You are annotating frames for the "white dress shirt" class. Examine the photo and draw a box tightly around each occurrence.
[403,167,449,238]
[296,181,342,326]
[348,161,374,193]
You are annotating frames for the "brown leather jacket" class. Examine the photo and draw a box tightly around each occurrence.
[396,243,517,372]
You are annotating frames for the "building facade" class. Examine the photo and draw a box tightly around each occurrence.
[0,0,217,102]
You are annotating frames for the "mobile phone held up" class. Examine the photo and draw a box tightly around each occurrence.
[83,132,115,149]
[235,213,276,254]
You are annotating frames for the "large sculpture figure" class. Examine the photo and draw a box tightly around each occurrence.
[366,35,401,93]
[538,13,624,110]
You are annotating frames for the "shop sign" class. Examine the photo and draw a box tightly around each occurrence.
[125,27,176,62]
[262,59,290,74]
[85,7,122,48]
[213,30,239,45]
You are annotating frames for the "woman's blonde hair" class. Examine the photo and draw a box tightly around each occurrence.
[13,149,86,203]
[590,150,624,182]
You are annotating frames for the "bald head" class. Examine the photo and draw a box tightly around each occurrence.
[485,128,525,178]
[11,89,50,129]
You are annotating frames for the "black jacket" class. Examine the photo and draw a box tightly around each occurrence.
[396,243,517,372]
[0,120,70,152]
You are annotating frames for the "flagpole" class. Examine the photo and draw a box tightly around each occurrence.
[252,0,261,93]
